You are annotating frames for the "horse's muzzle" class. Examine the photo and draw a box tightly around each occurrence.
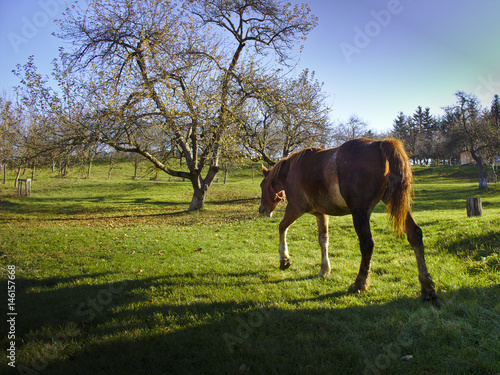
[259,203,273,218]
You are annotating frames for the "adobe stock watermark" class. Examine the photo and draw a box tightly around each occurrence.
[364,293,457,375]
[15,321,80,375]
[340,0,404,63]
[15,280,128,375]
[223,306,273,354]
[475,74,500,103]
[7,0,66,54]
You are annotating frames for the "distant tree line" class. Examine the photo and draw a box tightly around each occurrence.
[392,92,500,186]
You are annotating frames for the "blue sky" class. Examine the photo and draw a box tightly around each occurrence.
[1,0,499,132]
[294,0,500,131]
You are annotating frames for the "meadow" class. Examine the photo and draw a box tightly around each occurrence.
[1,159,499,374]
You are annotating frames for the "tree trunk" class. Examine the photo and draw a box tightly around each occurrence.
[61,159,68,176]
[187,166,219,211]
[108,154,113,179]
[87,153,94,178]
[133,156,139,180]
[466,198,483,217]
[478,162,487,189]
[470,149,487,189]
[491,160,498,183]
[15,166,21,187]
[189,185,207,211]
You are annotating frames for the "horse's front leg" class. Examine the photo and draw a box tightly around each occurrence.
[278,226,291,270]
[278,205,303,270]
[316,214,331,277]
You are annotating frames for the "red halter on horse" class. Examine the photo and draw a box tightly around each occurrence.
[259,138,436,303]
[266,181,286,205]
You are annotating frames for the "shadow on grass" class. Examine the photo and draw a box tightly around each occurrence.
[0,196,261,225]
[440,231,500,274]
[208,197,260,206]
[0,197,193,222]
[412,187,494,212]
[443,231,500,259]
[9,272,500,375]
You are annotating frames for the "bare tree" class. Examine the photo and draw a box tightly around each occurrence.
[444,91,500,188]
[240,69,331,164]
[19,0,317,210]
[331,115,369,146]
[0,96,23,183]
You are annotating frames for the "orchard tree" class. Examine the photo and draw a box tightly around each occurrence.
[444,91,499,188]
[239,69,331,164]
[0,92,50,183]
[486,96,500,181]
[275,70,331,157]
[331,115,369,146]
[0,96,23,182]
[20,0,317,210]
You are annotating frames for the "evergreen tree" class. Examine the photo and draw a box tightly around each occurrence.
[412,106,424,131]
[392,112,408,140]
[491,94,500,130]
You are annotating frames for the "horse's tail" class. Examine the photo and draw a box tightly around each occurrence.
[380,139,413,235]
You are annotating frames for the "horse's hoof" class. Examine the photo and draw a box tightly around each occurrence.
[347,283,361,294]
[318,269,331,278]
[348,282,368,294]
[280,259,291,270]
[422,289,438,304]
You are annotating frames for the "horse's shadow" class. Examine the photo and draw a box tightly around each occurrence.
[15,272,500,374]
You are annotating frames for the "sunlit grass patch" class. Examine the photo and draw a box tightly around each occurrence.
[1,162,499,374]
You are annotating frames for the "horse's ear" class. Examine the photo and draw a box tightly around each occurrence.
[261,164,270,177]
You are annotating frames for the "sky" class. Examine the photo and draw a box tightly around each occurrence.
[1,0,499,132]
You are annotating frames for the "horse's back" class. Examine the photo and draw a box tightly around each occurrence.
[335,138,387,211]
[286,139,389,215]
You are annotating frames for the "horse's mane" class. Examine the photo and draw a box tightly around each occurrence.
[267,147,322,183]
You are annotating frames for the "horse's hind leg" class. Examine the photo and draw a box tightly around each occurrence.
[405,212,437,303]
[316,214,331,277]
[349,211,374,294]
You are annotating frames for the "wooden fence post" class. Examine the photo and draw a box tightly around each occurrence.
[17,178,31,197]
[466,197,482,217]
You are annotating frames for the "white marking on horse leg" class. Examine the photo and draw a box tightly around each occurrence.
[316,215,331,277]
[279,228,291,270]
[318,233,331,277]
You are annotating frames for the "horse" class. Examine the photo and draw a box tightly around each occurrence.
[258,138,437,302]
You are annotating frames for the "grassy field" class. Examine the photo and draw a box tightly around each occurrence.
[1,160,499,374]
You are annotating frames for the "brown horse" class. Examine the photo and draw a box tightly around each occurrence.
[259,138,437,302]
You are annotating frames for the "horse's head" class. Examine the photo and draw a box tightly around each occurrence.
[259,164,286,218]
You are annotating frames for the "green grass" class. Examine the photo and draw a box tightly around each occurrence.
[1,162,499,374]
